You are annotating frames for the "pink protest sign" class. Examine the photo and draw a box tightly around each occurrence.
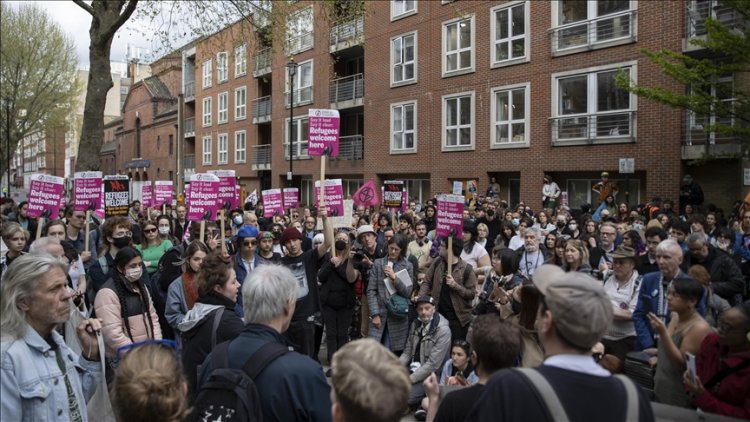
[94,188,105,220]
[314,179,344,217]
[436,194,465,238]
[154,181,174,208]
[73,171,102,212]
[141,184,153,208]
[353,179,379,207]
[262,189,284,218]
[208,169,238,211]
[27,174,64,219]
[187,174,220,221]
[283,188,299,209]
[308,108,340,157]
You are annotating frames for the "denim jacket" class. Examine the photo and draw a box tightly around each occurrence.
[1,324,101,421]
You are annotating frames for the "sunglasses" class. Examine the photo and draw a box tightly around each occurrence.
[244,240,257,246]
[116,339,179,361]
[144,227,157,234]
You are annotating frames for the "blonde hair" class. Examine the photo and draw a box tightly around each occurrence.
[565,239,590,267]
[331,338,411,422]
[112,344,190,422]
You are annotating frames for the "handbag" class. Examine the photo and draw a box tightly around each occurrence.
[87,331,115,421]
[386,294,410,318]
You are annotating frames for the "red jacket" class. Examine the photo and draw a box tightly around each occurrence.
[693,332,750,419]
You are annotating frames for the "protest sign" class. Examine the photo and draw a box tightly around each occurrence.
[283,188,299,209]
[73,171,102,213]
[308,108,340,157]
[208,169,238,211]
[187,174,220,221]
[104,175,130,218]
[262,189,284,218]
[141,184,153,209]
[314,179,344,217]
[353,179,379,207]
[436,194,465,238]
[154,181,174,208]
[27,174,64,219]
[383,180,404,208]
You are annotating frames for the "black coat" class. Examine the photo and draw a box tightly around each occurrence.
[318,254,355,309]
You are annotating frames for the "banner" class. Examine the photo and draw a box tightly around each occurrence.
[283,188,299,209]
[73,171,102,213]
[383,180,404,208]
[308,108,340,157]
[314,178,344,217]
[262,189,284,218]
[436,194,465,238]
[141,184,153,209]
[154,181,174,208]
[208,169,238,211]
[27,174,64,219]
[353,179,379,207]
[187,173,220,221]
[103,175,130,218]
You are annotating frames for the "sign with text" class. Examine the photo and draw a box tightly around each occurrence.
[315,179,344,217]
[104,175,130,218]
[383,180,404,208]
[436,194,465,238]
[452,181,463,195]
[27,174,64,219]
[262,189,284,218]
[154,181,174,208]
[208,169,238,211]
[283,188,299,209]
[328,199,354,229]
[73,171,102,213]
[619,158,635,174]
[141,184,153,209]
[307,108,340,157]
[187,173,220,221]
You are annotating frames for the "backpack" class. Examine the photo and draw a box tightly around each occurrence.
[154,243,186,293]
[189,340,290,422]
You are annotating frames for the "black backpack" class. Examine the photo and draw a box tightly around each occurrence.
[189,340,290,422]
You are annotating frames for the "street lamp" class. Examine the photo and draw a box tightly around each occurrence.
[286,58,298,188]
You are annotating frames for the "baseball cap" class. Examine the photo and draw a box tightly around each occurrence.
[357,224,375,238]
[237,225,259,239]
[414,295,436,306]
[280,226,303,245]
[533,265,613,350]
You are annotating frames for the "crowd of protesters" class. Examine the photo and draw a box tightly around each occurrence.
[1,173,749,421]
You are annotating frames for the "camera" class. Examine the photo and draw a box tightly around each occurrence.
[472,290,493,316]
[353,247,365,260]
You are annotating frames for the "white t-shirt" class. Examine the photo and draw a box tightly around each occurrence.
[460,242,488,270]
[602,271,641,340]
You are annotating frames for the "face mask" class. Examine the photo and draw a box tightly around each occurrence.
[486,209,495,217]
[158,226,170,235]
[632,223,643,231]
[569,224,577,231]
[233,215,243,226]
[512,218,520,226]
[335,240,347,251]
[113,236,131,248]
[556,221,565,228]
[125,267,142,281]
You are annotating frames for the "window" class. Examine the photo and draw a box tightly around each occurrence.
[217,133,228,164]
[218,92,228,123]
[284,117,309,159]
[235,86,246,121]
[202,135,212,165]
[342,179,364,199]
[217,52,228,83]
[391,0,416,20]
[235,130,246,163]
[491,83,529,147]
[202,97,212,127]
[234,44,246,77]
[286,60,313,106]
[168,134,174,155]
[491,2,528,66]
[202,59,212,88]
[391,102,416,153]
[404,179,431,204]
[443,15,475,76]
[442,92,474,150]
[391,33,416,85]
[286,7,313,54]
[553,0,635,53]
[552,62,636,144]
[687,75,735,144]
[567,178,640,208]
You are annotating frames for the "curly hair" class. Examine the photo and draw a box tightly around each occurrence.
[195,252,231,297]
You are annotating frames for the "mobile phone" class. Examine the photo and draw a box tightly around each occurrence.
[686,352,697,384]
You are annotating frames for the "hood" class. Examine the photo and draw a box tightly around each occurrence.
[177,303,223,332]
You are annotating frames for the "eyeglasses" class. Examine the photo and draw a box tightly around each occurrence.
[144,228,157,234]
[116,339,179,361]
[243,240,257,246]
[601,232,616,237]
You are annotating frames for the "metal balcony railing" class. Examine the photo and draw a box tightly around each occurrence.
[184,154,195,170]
[285,31,313,55]
[252,96,272,123]
[551,9,636,52]
[184,117,195,137]
[253,48,272,77]
[683,110,740,145]
[329,74,364,105]
[252,144,272,170]
[285,86,313,107]
[686,0,745,38]
[329,16,364,50]
[550,111,636,145]
[184,81,195,101]
[337,135,363,160]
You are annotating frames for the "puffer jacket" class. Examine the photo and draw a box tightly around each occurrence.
[399,313,451,384]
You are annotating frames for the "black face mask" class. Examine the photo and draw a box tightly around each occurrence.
[486,209,495,217]
[335,240,347,251]
[112,236,131,248]
[556,221,566,228]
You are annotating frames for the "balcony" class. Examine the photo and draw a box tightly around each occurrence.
[252,144,272,170]
[184,154,195,176]
[682,111,742,160]
[329,74,364,109]
[329,16,364,53]
[335,135,363,161]
[253,48,272,78]
[285,31,313,55]
[551,9,636,55]
[184,117,195,138]
[252,96,272,124]
[550,111,636,146]
[184,81,195,102]
[285,86,313,108]
[684,0,746,52]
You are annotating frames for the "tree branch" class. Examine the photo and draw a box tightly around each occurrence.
[72,0,95,17]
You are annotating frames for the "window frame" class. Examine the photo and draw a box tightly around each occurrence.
[390,101,417,154]
[442,14,475,77]
[234,130,247,163]
[217,52,228,83]
[390,31,418,87]
[286,59,313,107]
[217,133,228,165]
[235,86,247,121]
[285,6,314,54]
[202,58,212,88]
[234,44,247,77]
[202,135,212,165]
[550,0,637,55]
[202,97,212,127]
[284,116,310,160]
[391,0,417,21]
[217,92,228,124]
[490,82,531,149]
[490,1,530,68]
[441,91,475,151]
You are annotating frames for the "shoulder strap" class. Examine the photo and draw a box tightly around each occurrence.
[614,374,640,422]
[98,255,109,275]
[242,341,290,379]
[212,340,231,370]
[704,358,750,391]
[513,368,570,422]
[210,308,225,350]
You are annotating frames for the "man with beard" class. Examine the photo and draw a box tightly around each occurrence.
[407,222,433,284]
[256,231,282,265]
[517,226,546,279]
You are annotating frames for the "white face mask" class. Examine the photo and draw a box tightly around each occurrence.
[158,226,170,235]
[125,267,142,281]
[233,215,243,225]
[569,224,577,231]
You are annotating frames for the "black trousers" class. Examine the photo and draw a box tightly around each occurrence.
[285,319,316,359]
[322,305,355,363]
[448,317,469,343]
